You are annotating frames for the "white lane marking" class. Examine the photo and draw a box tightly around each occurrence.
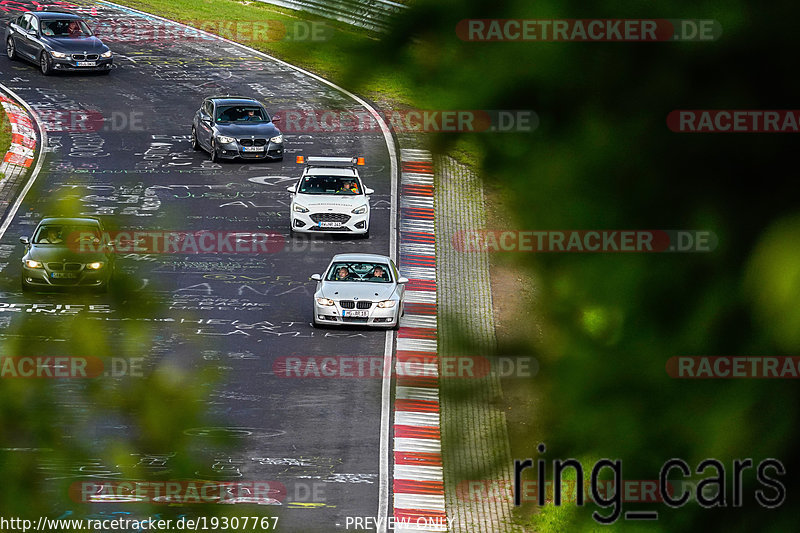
[0,84,47,241]
[400,242,436,255]
[394,437,441,453]
[398,266,436,280]
[394,411,440,427]
[399,219,435,233]
[401,173,434,185]
[403,291,437,304]
[394,493,446,511]
[400,196,434,208]
[394,465,444,483]
[400,149,432,161]
[396,338,438,352]
[396,362,438,378]
[96,3,401,530]
[398,315,437,329]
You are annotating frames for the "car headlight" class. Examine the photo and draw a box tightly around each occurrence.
[25,259,43,269]
[270,134,283,144]
[50,51,68,59]
[86,262,104,270]
[351,204,368,215]
[316,298,335,307]
[293,204,309,213]
[377,300,396,308]
[217,135,236,144]
[100,50,113,58]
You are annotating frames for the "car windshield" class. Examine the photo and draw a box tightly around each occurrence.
[216,106,268,123]
[33,225,100,245]
[326,262,392,283]
[41,19,92,37]
[299,175,361,195]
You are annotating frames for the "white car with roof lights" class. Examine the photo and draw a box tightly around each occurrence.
[311,253,407,329]
[287,156,374,237]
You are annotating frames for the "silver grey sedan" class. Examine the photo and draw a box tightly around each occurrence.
[311,253,407,329]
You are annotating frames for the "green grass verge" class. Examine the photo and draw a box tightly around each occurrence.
[113,0,415,104]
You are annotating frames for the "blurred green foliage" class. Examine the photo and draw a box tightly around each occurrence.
[340,0,800,531]
[0,183,275,529]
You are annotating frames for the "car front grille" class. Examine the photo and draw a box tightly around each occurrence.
[310,213,351,223]
[72,54,99,61]
[48,262,82,271]
[239,138,267,147]
[339,300,372,309]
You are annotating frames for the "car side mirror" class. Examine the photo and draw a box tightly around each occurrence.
[27,29,37,36]
[271,115,280,123]
[397,277,409,284]
[286,186,296,193]
[364,187,374,195]
[19,236,29,245]
[310,274,322,281]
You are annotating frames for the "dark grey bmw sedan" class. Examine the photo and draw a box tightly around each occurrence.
[5,11,112,75]
[191,96,284,162]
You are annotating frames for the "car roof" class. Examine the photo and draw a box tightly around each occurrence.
[32,12,82,20]
[210,97,263,106]
[304,168,358,177]
[331,253,391,263]
[38,217,101,225]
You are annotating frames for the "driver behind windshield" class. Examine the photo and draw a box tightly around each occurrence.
[336,179,359,194]
[37,227,64,244]
[44,20,90,37]
[334,266,353,281]
[368,265,390,282]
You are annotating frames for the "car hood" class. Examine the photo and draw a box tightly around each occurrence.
[43,36,108,53]
[26,246,109,263]
[319,282,396,301]
[294,193,366,209]
[215,122,280,138]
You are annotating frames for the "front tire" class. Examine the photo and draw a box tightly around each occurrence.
[7,38,17,60]
[191,127,201,151]
[210,138,218,162]
[40,52,52,75]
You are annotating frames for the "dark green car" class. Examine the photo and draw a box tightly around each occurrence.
[20,217,115,292]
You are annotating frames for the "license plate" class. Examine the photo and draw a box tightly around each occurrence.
[51,272,77,279]
[76,61,96,67]
[242,146,264,152]
[343,310,369,318]
[319,221,342,228]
